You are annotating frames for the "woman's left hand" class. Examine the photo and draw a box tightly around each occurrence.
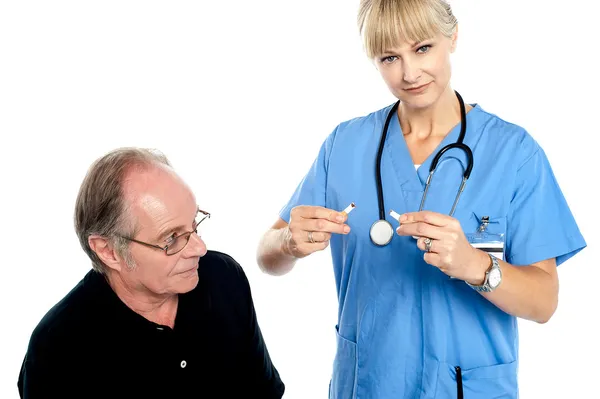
[395,211,489,284]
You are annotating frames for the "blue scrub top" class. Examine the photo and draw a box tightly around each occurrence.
[279,103,586,398]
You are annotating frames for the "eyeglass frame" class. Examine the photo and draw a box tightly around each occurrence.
[117,208,210,256]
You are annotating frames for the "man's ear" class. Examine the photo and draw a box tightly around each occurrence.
[88,235,122,272]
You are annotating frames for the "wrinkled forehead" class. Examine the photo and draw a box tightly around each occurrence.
[123,165,197,231]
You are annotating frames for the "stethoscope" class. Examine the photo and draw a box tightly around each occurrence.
[369,90,474,246]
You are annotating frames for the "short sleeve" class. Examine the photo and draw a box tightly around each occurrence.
[506,145,586,266]
[237,262,286,397]
[278,127,338,223]
[17,335,67,398]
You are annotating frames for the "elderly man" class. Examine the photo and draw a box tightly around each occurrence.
[18,148,285,398]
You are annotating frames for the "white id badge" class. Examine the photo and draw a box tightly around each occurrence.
[448,216,505,280]
[465,232,505,261]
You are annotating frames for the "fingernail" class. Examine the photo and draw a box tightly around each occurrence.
[343,225,350,233]
[400,214,408,222]
[336,215,344,222]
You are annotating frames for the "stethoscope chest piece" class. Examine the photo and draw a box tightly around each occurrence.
[370,90,471,247]
[370,219,394,246]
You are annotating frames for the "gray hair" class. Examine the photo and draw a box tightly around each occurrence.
[74,147,171,274]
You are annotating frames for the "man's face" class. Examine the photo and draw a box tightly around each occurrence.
[118,164,207,296]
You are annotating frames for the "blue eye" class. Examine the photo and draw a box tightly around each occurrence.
[380,55,398,64]
[417,45,432,54]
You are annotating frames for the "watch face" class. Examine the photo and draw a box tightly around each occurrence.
[488,268,502,288]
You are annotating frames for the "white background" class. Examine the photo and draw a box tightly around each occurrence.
[1,1,598,397]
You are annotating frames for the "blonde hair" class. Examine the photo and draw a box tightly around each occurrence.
[358,0,458,59]
[74,147,171,274]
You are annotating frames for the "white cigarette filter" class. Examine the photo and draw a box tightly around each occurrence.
[389,210,401,222]
[342,202,356,216]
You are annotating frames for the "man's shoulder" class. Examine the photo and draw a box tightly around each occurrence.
[192,250,252,307]
[26,270,100,353]
[197,250,247,282]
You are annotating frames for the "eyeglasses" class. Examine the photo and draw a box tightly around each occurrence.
[118,208,210,256]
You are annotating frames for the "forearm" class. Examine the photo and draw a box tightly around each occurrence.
[470,251,558,323]
[256,227,298,276]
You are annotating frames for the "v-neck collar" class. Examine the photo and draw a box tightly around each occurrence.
[384,103,482,192]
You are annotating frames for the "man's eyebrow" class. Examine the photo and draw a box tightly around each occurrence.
[157,224,186,241]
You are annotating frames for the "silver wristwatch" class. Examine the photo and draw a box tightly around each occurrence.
[467,254,502,292]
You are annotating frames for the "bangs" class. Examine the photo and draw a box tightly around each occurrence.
[359,0,449,59]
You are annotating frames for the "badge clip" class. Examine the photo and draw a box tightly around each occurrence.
[477,216,490,233]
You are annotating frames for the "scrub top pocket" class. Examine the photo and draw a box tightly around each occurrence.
[329,325,358,399]
[463,212,507,261]
[436,360,518,399]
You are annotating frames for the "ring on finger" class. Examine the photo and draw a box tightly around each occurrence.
[424,237,433,252]
[308,231,315,244]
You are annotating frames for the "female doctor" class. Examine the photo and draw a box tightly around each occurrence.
[256,0,586,398]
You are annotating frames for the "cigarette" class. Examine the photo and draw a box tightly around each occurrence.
[341,202,356,216]
[389,210,401,222]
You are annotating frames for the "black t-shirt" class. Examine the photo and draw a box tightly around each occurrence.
[18,250,285,399]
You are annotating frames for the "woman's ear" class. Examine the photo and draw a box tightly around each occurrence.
[450,24,459,53]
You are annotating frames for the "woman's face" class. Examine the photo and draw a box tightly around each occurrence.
[374,30,457,110]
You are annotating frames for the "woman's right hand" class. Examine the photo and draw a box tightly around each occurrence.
[283,205,351,258]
